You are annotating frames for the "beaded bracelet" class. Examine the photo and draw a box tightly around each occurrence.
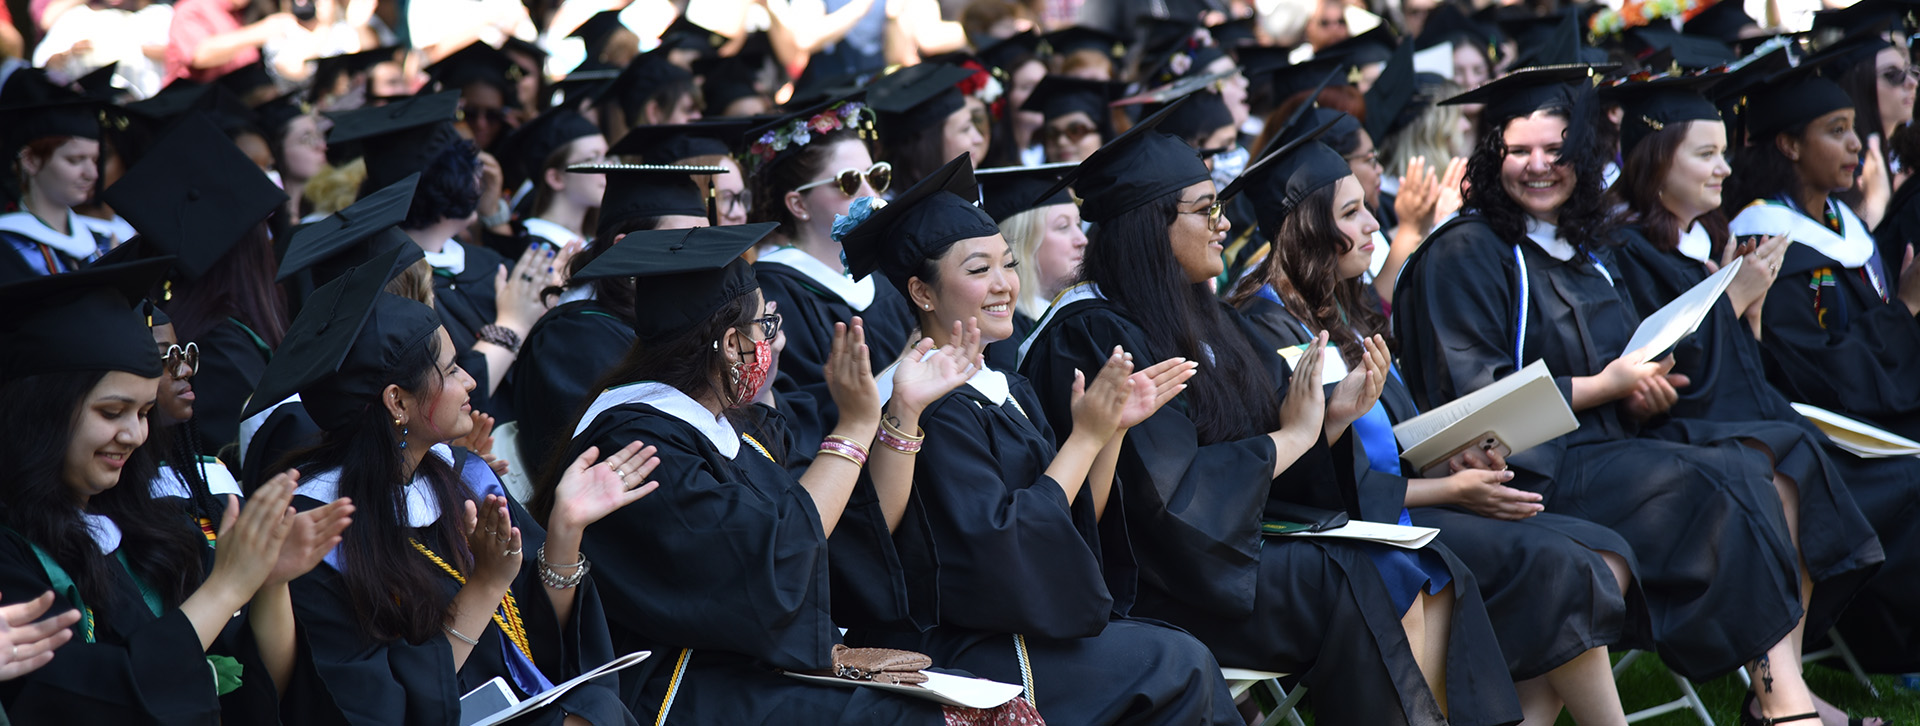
[819,438,869,466]
[876,426,923,454]
[823,434,870,460]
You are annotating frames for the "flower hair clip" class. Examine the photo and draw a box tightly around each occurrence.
[831,196,887,244]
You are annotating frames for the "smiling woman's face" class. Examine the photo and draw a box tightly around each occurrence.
[1498,111,1575,223]
[64,371,159,502]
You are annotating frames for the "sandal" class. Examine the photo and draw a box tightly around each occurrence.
[1739,692,1823,726]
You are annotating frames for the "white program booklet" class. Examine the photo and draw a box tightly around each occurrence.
[1622,256,1743,362]
[1791,403,1920,458]
[782,670,1026,709]
[460,651,651,726]
[1282,520,1440,549]
[1392,360,1578,475]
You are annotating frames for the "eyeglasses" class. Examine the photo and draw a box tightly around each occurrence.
[746,312,783,340]
[1178,200,1225,228]
[1881,65,1920,86]
[796,162,893,196]
[1044,122,1099,145]
[162,343,199,377]
[719,189,751,216]
[1345,150,1381,167]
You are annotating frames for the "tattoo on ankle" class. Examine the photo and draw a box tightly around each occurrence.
[1756,654,1774,693]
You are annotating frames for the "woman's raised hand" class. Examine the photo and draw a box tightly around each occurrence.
[0,592,79,681]
[1325,335,1390,437]
[1114,356,1197,430]
[890,319,984,414]
[264,491,353,588]
[824,317,882,428]
[1395,157,1441,232]
[1278,332,1329,436]
[1068,347,1138,441]
[462,494,522,591]
[1433,157,1468,224]
[1722,233,1788,318]
[207,471,300,598]
[494,243,556,333]
[550,442,661,532]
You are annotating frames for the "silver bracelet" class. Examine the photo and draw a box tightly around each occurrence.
[480,198,512,228]
[537,544,591,589]
[444,624,479,646]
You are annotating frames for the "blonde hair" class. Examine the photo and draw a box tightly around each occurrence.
[304,158,366,216]
[1380,81,1468,180]
[998,206,1052,319]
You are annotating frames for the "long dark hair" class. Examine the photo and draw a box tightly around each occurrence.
[0,372,205,620]
[166,220,290,349]
[1723,120,1813,216]
[1835,58,1885,211]
[1462,107,1614,253]
[529,288,757,521]
[1226,183,1393,367]
[1080,192,1281,444]
[748,130,864,238]
[880,121,953,192]
[277,333,474,644]
[148,418,226,522]
[1607,120,1730,253]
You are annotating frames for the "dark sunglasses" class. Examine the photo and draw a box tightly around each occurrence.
[796,162,892,196]
[1044,122,1099,145]
[1880,65,1920,86]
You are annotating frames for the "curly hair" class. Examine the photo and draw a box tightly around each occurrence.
[1462,107,1613,253]
[401,138,482,229]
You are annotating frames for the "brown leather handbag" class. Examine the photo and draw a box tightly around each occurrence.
[814,644,932,685]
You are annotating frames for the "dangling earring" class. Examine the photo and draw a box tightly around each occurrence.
[395,417,409,450]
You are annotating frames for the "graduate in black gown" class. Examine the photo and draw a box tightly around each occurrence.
[1223,126,1645,725]
[328,91,554,417]
[0,75,114,281]
[1606,72,1920,679]
[143,304,244,538]
[1395,67,1883,725]
[510,163,722,474]
[1726,38,1920,442]
[548,223,1042,724]
[973,163,1080,371]
[1018,100,1522,726]
[832,153,1236,725]
[243,173,433,492]
[99,114,290,459]
[247,245,642,726]
[745,98,919,468]
[0,258,348,725]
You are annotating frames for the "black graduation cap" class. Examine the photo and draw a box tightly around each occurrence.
[1041,26,1125,59]
[277,173,424,284]
[1136,89,1234,146]
[868,63,976,148]
[1601,71,1724,156]
[244,242,442,429]
[499,108,602,186]
[1440,64,1606,125]
[1136,16,1203,54]
[1235,45,1294,81]
[1739,41,1857,139]
[1319,23,1400,68]
[310,46,404,100]
[503,37,548,63]
[1811,0,1920,37]
[0,91,102,167]
[0,256,175,382]
[1417,3,1495,53]
[101,114,286,281]
[1628,27,1738,70]
[976,162,1076,222]
[1806,15,1899,74]
[1496,8,1571,50]
[1140,36,1228,87]
[76,63,123,101]
[1363,39,1417,142]
[839,153,1000,293]
[124,82,256,136]
[254,90,312,137]
[1018,76,1120,131]
[570,10,634,63]
[1220,115,1348,238]
[428,41,525,109]
[659,15,729,57]
[699,53,771,115]
[605,48,695,119]
[1684,0,1762,43]
[215,60,276,103]
[551,65,622,109]
[1208,17,1259,48]
[571,222,777,340]
[326,90,463,193]
[1032,96,1211,224]
[608,117,760,164]
[1263,56,1359,108]
[1707,42,1792,123]
[1510,10,1609,68]
[569,163,727,241]
[981,30,1044,72]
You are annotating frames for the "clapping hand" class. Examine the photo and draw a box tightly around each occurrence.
[462,495,522,591]
[890,319,985,414]
[264,489,353,588]
[824,318,882,427]
[1067,347,1139,442]
[1325,335,1389,440]
[1279,332,1329,436]
[206,472,299,598]
[1114,357,1198,430]
[452,411,510,477]
[549,442,661,533]
[0,592,79,681]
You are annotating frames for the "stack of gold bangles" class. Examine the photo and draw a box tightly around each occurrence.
[877,416,924,454]
[819,435,870,466]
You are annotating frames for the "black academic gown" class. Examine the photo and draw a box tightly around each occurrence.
[566,399,945,724]
[430,244,507,416]
[1392,215,1883,681]
[0,510,278,725]
[753,261,916,470]
[833,375,1240,726]
[240,399,321,493]
[1610,225,1920,672]
[190,318,273,458]
[981,312,1037,373]
[1240,294,1648,680]
[282,449,634,726]
[509,299,635,472]
[1019,294,1521,726]
[1751,215,1920,440]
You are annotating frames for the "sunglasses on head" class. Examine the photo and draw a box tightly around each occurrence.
[1044,122,1099,145]
[796,162,893,196]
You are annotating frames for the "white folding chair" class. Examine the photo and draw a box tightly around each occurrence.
[1220,667,1306,726]
[1735,628,1880,699]
[1615,650,1715,725]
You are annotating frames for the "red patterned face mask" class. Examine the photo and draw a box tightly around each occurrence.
[732,337,773,405]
